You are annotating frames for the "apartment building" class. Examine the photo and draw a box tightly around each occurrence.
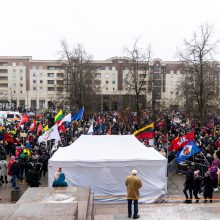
[0,56,64,111]
[1,56,218,111]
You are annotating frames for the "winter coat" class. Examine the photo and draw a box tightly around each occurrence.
[7,158,15,176]
[26,168,40,187]
[125,175,142,200]
[10,161,20,177]
[52,173,68,187]
[185,168,194,188]
[0,160,8,176]
[203,176,213,198]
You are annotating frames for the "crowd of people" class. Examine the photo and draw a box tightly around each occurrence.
[0,109,219,205]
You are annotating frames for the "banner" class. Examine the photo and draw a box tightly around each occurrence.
[38,124,61,143]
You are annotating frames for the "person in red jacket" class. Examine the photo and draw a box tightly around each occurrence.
[7,156,15,176]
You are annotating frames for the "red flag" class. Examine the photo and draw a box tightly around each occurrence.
[170,131,194,151]
[37,123,43,135]
[18,113,29,128]
[29,119,36,132]
[58,124,66,133]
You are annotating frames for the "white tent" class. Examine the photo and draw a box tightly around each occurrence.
[48,135,167,203]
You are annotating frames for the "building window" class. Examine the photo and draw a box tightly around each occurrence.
[40,87,43,90]
[112,81,115,84]
[20,84,23,87]
[106,80,109,84]
[33,80,36,83]
[32,66,36,70]
[20,77,23,80]
[57,73,63,77]
[106,88,108,90]
[40,80,43,84]
[105,74,109,78]
[48,87,55,91]
[48,80,54,84]
[20,91,23,93]
[40,72,44,77]
[105,66,109,70]
[112,66,116,71]
[47,66,62,70]
[13,69,16,73]
[20,69,23,73]
[12,62,16,67]
[48,73,54,77]
[19,62,23,67]
[32,72,36,77]
[0,76,8,80]
[39,66,43,70]
[170,91,173,94]
[13,83,16,86]
[113,88,115,90]
[33,87,36,90]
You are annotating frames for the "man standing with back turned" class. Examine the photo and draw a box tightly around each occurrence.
[125,169,142,219]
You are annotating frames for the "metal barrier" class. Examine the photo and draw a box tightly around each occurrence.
[168,159,209,177]
[167,158,178,177]
[177,160,209,177]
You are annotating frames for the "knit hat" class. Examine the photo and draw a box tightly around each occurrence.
[132,169,137,175]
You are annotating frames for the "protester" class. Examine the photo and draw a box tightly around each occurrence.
[10,158,20,188]
[52,172,68,187]
[0,156,8,184]
[183,164,194,203]
[202,171,214,203]
[125,169,142,219]
[193,170,202,203]
[54,167,62,180]
[26,166,41,187]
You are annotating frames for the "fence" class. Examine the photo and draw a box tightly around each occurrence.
[177,160,209,177]
[167,159,209,177]
[167,158,178,177]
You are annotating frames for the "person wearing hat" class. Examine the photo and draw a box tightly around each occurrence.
[125,169,142,219]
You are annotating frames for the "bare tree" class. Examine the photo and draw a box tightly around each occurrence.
[124,39,151,127]
[60,40,98,111]
[178,24,219,124]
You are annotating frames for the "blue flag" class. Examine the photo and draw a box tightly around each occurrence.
[176,140,201,163]
[71,107,84,121]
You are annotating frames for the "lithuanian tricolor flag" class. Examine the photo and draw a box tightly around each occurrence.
[133,122,154,140]
[54,109,63,124]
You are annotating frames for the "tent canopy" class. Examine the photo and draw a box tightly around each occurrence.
[49,135,167,203]
[50,135,166,162]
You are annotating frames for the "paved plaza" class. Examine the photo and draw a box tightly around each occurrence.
[1,174,220,219]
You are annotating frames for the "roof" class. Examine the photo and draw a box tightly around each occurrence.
[49,135,166,163]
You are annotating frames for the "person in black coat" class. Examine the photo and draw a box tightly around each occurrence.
[10,159,20,188]
[202,171,214,203]
[26,166,41,187]
[183,165,194,203]
[193,170,202,203]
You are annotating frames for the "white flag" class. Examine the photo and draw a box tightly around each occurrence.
[58,113,71,126]
[38,124,61,143]
[87,120,94,135]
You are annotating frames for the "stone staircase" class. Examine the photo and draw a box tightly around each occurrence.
[0,186,95,220]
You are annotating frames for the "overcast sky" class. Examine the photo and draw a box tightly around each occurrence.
[1,0,220,61]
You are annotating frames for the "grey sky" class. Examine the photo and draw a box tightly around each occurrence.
[1,0,220,61]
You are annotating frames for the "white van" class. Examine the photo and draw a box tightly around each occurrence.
[0,111,22,123]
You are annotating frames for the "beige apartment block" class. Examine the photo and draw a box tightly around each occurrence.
[0,56,219,111]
